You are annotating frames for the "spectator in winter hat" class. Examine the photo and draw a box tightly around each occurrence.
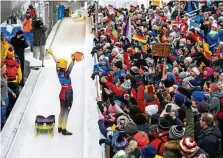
[139,144,156,158]
[188,79,203,91]
[157,117,172,132]
[112,61,125,84]
[145,104,158,117]
[111,47,123,65]
[124,122,138,136]
[179,137,209,158]
[198,113,221,158]
[121,79,131,92]
[188,79,200,89]
[177,72,187,86]
[130,66,139,75]
[212,67,222,83]
[184,57,192,67]
[203,67,213,80]
[209,83,223,116]
[173,93,185,106]
[209,97,221,116]
[218,73,223,89]
[192,91,205,105]
[112,150,126,158]
[163,125,185,158]
[190,67,201,80]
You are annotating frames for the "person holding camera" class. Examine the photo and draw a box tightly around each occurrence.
[11,30,28,85]
[22,10,33,52]
[31,18,47,67]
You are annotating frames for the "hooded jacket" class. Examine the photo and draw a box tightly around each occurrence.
[163,140,182,158]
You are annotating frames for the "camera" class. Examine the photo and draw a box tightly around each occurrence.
[20,35,25,40]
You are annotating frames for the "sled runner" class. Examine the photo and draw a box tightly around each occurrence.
[35,115,55,137]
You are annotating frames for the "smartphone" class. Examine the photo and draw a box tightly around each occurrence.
[166,105,172,113]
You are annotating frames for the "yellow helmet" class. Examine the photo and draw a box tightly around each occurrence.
[57,58,68,69]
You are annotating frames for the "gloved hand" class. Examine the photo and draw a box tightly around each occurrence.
[99,139,106,146]
[47,49,54,55]
[108,93,115,106]
[72,52,84,62]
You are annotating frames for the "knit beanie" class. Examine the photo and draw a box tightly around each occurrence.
[16,30,23,35]
[125,122,138,136]
[192,67,200,76]
[184,57,192,64]
[158,117,172,132]
[179,137,199,157]
[145,105,158,116]
[210,83,220,92]
[197,101,209,113]
[167,72,176,81]
[214,67,223,74]
[209,97,221,113]
[174,93,185,106]
[188,79,199,88]
[130,66,139,75]
[114,136,128,151]
[112,47,120,54]
[140,145,156,158]
[179,72,187,79]
[167,64,173,72]
[113,150,126,158]
[192,91,205,105]
[121,79,131,91]
[169,125,185,140]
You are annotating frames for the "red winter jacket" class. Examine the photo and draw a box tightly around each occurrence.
[105,81,126,96]
[123,51,130,69]
[137,85,160,113]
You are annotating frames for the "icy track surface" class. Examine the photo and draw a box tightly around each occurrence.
[7,18,102,158]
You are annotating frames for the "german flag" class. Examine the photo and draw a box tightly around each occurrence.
[132,34,146,43]
[202,42,212,61]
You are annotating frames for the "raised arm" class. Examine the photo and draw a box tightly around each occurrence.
[66,59,75,76]
[47,49,58,63]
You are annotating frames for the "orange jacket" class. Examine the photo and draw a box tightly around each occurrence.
[22,19,32,32]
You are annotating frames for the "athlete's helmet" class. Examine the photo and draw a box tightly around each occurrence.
[57,58,68,69]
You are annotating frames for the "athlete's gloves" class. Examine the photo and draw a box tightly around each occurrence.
[47,49,54,55]
[71,52,84,62]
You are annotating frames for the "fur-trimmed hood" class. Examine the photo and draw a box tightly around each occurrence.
[164,140,180,150]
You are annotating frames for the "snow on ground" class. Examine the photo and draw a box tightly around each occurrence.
[6,18,101,158]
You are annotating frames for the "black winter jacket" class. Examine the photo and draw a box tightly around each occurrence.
[197,126,221,158]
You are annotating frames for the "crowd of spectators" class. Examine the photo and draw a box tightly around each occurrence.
[89,1,223,158]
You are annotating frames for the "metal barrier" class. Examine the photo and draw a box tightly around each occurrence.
[89,14,106,158]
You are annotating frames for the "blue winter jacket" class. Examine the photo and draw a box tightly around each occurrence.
[206,31,219,49]
[113,69,125,84]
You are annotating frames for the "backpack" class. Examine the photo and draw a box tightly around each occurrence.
[150,132,168,156]
[132,131,149,150]
[5,56,19,81]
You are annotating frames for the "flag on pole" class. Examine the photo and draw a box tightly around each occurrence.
[132,34,146,43]
[124,16,131,42]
